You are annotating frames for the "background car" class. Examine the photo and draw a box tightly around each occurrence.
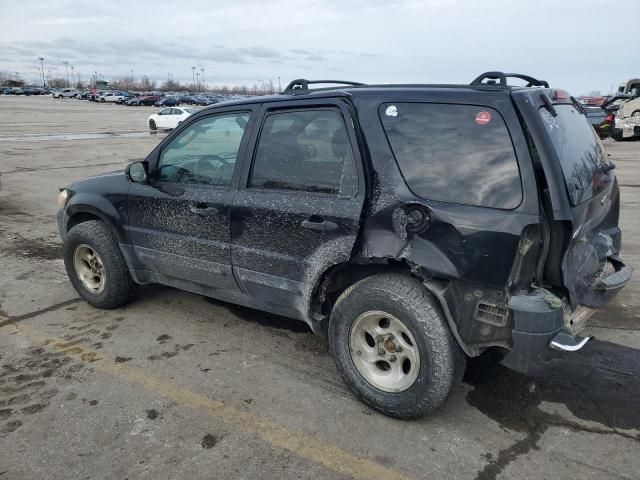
[99,91,126,103]
[52,88,79,99]
[179,95,196,105]
[147,107,197,130]
[138,95,161,106]
[154,97,181,107]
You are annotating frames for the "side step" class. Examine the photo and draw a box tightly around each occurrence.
[549,331,591,352]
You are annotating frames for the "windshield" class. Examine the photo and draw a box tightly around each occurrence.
[540,104,611,206]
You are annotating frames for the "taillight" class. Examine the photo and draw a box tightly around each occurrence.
[606,114,614,123]
[552,89,570,100]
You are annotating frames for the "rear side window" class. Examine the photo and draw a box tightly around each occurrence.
[540,105,610,206]
[379,103,522,209]
[249,109,356,195]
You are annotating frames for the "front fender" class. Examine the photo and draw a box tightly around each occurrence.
[63,191,129,244]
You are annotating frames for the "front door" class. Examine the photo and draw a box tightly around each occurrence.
[127,110,253,293]
[231,103,365,320]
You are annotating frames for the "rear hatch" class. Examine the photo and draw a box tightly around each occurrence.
[514,89,632,309]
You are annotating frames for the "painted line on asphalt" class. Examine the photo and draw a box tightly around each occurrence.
[12,322,411,480]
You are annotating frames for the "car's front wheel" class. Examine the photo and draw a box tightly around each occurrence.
[149,119,157,130]
[64,220,136,309]
[329,273,464,419]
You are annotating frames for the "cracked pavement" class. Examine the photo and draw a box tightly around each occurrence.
[0,96,638,479]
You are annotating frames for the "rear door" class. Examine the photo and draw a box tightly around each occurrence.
[127,108,254,292]
[230,99,365,320]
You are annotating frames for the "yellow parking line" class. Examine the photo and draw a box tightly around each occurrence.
[13,323,411,480]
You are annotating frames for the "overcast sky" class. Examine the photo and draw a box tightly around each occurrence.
[0,0,637,94]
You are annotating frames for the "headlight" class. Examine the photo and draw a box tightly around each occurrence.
[57,189,69,209]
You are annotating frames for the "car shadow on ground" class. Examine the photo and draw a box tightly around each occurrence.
[464,340,640,433]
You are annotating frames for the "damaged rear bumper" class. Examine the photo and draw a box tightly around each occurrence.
[500,290,598,375]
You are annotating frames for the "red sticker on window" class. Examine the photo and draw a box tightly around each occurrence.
[475,111,492,125]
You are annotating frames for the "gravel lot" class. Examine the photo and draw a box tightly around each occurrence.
[0,95,638,480]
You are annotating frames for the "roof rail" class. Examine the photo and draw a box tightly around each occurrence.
[282,79,365,94]
[470,71,549,89]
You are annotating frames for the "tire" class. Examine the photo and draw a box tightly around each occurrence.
[329,273,464,419]
[149,119,157,130]
[100,98,105,103]
[63,220,136,309]
[632,110,640,118]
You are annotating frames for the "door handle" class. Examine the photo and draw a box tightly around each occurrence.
[189,205,219,216]
[301,218,339,232]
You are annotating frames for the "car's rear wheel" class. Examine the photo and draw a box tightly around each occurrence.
[632,110,640,118]
[100,98,105,103]
[64,220,136,309]
[149,119,157,130]
[329,273,464,419]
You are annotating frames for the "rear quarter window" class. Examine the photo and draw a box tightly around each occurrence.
[379,103,523,209]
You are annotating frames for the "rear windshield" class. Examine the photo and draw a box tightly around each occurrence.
[540,104,611,205]
[379,103,522,209]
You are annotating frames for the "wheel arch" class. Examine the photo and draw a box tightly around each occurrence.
[308,258,472,355]
[65,197,126,244]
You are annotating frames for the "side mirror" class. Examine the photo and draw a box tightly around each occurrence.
[127,161,148,183]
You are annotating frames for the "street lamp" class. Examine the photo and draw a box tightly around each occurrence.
[38,57,45,87]
[200,67,205,89]
[63,61,69,86]
[191,66,196,86]
[71,65,75,87]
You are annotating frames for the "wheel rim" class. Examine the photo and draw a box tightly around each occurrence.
[632,111,640,118]
[349,310,420,393]
[73,244,106,294]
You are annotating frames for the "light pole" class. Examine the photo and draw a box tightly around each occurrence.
[63,61,69,86]
[196,72,200,90]
[200,67,204,89]
[71,65,75,87]
[191,66,196,87]
[38,57,45,87]
[94,71,97,87]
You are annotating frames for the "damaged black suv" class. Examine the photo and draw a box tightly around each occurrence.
[57,72,632,418]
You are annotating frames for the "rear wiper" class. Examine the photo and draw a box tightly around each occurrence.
[570,96,585,114]
[540,93,557,117]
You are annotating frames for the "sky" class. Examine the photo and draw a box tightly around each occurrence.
[0,0,637,94]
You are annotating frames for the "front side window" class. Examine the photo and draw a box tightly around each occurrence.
[155,112,250,186]
[249,109,356,195]
[379,103,522,209]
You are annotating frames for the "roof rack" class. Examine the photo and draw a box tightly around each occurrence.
[470,71,549,89]
[282,79,365,94]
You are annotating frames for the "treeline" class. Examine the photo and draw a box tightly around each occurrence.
[1,70,279,95]
[109,77,278,94]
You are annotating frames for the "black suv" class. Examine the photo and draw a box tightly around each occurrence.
[57,72,632,418]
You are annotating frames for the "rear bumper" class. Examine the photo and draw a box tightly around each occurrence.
[500,289,599,375]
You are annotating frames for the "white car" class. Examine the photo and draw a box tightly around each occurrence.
[148,107,198,130]
[52,89,79,99]
[99,92,126,103]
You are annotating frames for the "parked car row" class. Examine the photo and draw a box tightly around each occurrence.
[1,87,50,95]
[44,88,229,107]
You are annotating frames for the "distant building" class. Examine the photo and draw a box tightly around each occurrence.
[95,80,109,89]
